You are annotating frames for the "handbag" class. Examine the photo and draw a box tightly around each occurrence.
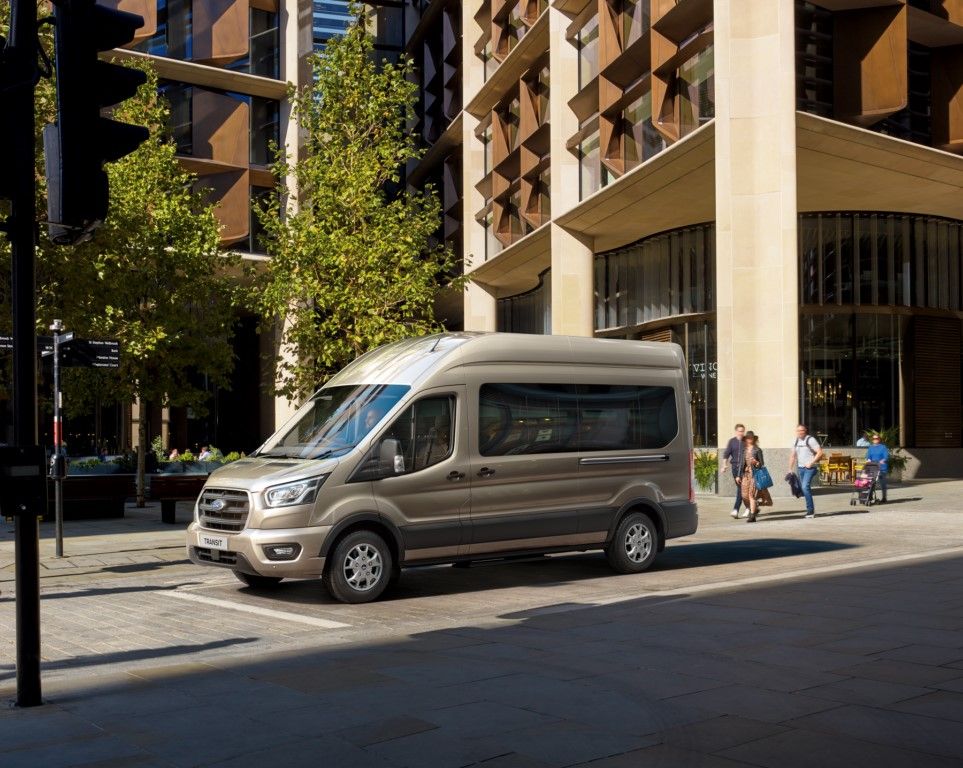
[753,466,773,490]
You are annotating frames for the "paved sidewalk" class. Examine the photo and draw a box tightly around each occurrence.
[0,481,961,767]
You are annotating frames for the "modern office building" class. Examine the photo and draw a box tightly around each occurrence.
[403,0,963,473]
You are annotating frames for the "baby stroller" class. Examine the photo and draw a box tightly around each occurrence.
[850,461,881,507]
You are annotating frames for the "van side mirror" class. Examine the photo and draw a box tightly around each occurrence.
[379,439,404,476]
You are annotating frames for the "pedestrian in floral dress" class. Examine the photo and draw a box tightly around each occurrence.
[740,431,765,523]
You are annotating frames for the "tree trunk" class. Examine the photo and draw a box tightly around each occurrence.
[136,401,147,507]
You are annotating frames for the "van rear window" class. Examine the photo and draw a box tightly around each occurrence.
[479,384,678,456]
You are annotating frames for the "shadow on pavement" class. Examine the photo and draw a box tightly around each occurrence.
[2,553,960,767]
[0,638,260,681]
[37,582,204,601]
[238,538,858,606]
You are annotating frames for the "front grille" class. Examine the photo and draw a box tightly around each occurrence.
[194,546,238,565]
[198,488,250,532]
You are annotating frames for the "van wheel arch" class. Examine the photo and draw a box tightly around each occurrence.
[321,516,402,572]
[611,502,666,552]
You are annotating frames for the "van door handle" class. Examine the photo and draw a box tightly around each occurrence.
[477,467,496,478]
[447,471,465,481]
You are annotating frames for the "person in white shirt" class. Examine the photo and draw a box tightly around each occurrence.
[789,424,824,518]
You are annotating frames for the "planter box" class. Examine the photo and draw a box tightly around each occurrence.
[48,474,136,519]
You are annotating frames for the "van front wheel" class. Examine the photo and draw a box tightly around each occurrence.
[606,512,658,574]
[325,530,393,604]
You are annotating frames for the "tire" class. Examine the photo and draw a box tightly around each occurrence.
[324,529,393,604]
[233,570,282,589]
[605,512,659,574]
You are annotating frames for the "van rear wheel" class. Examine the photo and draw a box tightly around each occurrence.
[606,512,658,574]
[233,571,282,589]
[324,529,393,604]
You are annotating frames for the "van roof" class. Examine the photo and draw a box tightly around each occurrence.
[327,332,685,389]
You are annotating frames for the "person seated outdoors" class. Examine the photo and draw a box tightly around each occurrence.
[856,433,870,448]
[197,446,212,461]
[168,448,180,461]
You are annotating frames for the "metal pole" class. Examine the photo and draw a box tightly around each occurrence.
[50,320,64,558]
[8,0,43,707]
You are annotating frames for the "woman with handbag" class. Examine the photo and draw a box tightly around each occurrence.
[740,431,767,523]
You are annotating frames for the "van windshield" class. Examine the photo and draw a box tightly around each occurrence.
[257,384,410,459]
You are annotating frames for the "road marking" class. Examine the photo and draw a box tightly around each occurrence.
[160,590,351,629]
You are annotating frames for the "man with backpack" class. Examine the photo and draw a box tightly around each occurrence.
[789,424,824,518]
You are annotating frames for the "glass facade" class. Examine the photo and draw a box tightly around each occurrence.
[135,0,192,59]
[799,212,963,448]
[594,223,715,330]
[496,271,551,334]
[799,213,963,312]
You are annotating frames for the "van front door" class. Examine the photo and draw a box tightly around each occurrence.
[467,381,583,556]
[371,389,469,562]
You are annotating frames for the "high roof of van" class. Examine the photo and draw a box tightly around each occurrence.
[326,332,685,389]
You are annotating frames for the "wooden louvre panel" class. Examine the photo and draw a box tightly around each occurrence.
[192,89,250,168]
[833,5,908,127]
[199,169,251,245]
[100,0,158,42]
[931,45,963,154]
[913,316,962,448]
[639,328,673,344]
[930,0,963,26]
[649,7,680,144]
[193,0,250,66]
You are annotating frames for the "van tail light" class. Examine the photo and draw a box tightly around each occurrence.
[688,450,695,503]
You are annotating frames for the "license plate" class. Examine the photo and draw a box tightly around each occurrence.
[200,533,229,551]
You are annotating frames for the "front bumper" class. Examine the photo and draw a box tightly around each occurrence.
[186,522,330,578]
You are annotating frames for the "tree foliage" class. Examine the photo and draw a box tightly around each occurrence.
[256,9,461,403]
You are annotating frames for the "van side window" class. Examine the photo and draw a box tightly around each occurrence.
[478,383,678,455]
[479,384,579,456]
[383,396,454,472]
[577,384,678,450]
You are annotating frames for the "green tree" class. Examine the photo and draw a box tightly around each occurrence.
[256,8,461,403]
[0,18,239,502]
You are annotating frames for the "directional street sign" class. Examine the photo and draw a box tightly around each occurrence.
[0,335,120,368]
[62,339,120,369]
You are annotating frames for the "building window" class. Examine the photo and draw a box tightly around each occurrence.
[160,82,193,154]
[577,16,599,89]
[624,91,667,171]
[795,1,834,117]
[496,271,551,334]
[677,44,714,137]
[135,0,192,59]
[799,212,963,311]
[250,97,280,166]
[594,223,715,329]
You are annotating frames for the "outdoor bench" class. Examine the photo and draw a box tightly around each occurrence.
[151,474,208,524]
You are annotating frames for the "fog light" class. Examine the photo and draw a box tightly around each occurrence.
[263,543,301,561]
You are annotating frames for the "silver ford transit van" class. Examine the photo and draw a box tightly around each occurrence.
[187,333,698,603]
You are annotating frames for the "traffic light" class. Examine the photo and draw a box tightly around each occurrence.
[45,0,149,244]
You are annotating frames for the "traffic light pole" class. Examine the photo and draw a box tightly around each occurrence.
[7,0,44,708]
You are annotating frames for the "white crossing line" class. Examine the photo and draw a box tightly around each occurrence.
[160,590,351,629]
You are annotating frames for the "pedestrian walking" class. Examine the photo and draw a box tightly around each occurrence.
[722,423,748,518]
[865,433,889,502]
[740,431,765,523]
[789,423,824,518]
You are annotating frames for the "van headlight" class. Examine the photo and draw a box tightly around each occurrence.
[263,476,327,508]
